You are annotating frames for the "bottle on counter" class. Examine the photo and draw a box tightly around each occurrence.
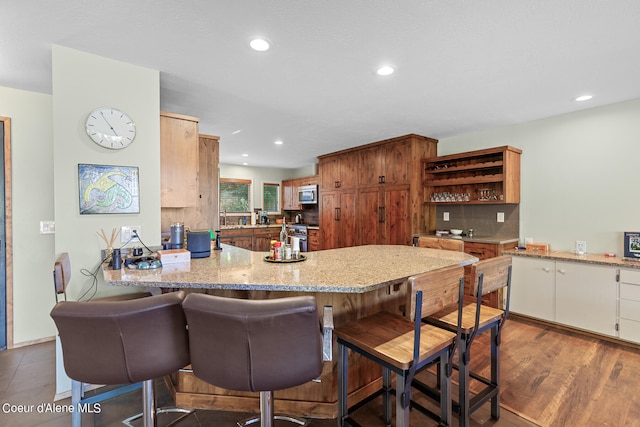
[280,218,288,243]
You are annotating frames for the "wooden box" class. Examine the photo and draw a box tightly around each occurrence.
[158,249,191,265]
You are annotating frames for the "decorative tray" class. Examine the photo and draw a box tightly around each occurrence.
[264,255,307,263]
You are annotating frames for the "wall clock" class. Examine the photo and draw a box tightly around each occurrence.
[85,107,136,149]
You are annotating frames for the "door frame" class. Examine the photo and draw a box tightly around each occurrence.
[1,116,13,349]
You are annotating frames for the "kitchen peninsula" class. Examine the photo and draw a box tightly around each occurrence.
[103,244,478,418]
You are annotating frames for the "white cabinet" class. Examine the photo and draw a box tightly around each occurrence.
[555,262,617,337]
[510,257,617,337]
[510,257,556,321]
[619,269,640,343]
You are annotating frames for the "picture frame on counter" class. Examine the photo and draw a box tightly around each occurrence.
[78,163,140,215]
[623,231,640,261]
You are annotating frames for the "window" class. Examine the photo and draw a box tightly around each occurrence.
[263,182,280,213]
[220,178,251,213]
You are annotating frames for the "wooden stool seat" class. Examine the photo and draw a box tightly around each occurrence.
[422,255,513,427]
[336,265,465,427]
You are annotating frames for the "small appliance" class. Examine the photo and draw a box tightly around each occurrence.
[298,185,318,205]
[170,222,185,249]
[187,230,211,258]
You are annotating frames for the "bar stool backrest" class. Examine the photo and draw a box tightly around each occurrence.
[470,255,513,297]
[53,252,71,302]
[406,265,465,322]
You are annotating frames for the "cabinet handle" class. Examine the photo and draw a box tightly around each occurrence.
[542,267,550,273]
[557,269,566,275]
[378,206,384,223]
[334,207,341,221]
[381,206,386,223]
[381,175,386,184]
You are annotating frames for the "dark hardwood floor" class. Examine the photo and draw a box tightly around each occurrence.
[1,315,638,426]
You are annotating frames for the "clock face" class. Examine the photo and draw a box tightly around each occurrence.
[85,107,136,149]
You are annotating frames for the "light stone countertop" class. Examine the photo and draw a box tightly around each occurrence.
[103,244,478,293]
[503,249,640,270]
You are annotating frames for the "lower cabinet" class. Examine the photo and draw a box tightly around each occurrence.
[619,269,640,343]
[308,228,320,251]
[463,241,517,308]
[253,228,279,252]
[219,229,253,251]
[510,257,618,338]
[510,257,556,321]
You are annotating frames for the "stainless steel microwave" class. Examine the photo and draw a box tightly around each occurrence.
[298,185,318,204]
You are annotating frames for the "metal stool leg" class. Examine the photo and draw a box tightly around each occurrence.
[237,390,309,427]
[458,336,471,427]
[123,379,193,427]
[71,380,82,427]
[338,342,349,426]
[491,325,500,419]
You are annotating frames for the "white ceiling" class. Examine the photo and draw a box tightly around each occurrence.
[2,1,640,168]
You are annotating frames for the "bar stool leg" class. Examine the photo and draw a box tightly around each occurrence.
[439,350,452,427]
[261,391,274,427]
[382,367,392,425]
[491,325,500,419]
[338,343,348,426]
[142,379,157,427]
[458,337,470,427]
[395,371,409,427]
[71,380,82,427]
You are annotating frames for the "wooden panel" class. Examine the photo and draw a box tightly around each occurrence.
[307,229,320,251]
[160,111,199,207]
[383,186,411,245]
[382,137,411,185]
[358,187,380,245]
[358,146,384,186]
[417,236,464,251]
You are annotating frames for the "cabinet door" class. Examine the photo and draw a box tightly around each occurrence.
[555,262,617,336]
[337,152,358,191]
[319,157,340,192]
[464,242,498,261]
[220,234,252,250]
[382,186,410,245]
[160,113,199,207]
[282,179,299,211]
[358,187,381,245]
[320,192,339,249]
[382,139,411,185]
[619,269,640,343]
[358,146,384,186]
[510,257,556,321]
[337,191,358,248]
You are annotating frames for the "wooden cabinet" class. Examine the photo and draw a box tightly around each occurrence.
[161,133,219,232]
[359,185,411,246]
[319,134,438,249]
[308,228,320,251]
[219,228,253,250]
[555,261,617,337]
[253,228,279,252]
[423,145,521,205]
[619,269,640,343]
[160,111,199,207]
[282,175,318,211]
[320,191,357,249]
[319,151,359,192]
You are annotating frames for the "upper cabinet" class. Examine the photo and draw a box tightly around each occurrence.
[282,175,318,211]
[358,137,413,186]
[422,145,522,204]
[319,151,359,191]
[160,111,199,207]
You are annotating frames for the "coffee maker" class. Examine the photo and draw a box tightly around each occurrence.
[259,210,269,225]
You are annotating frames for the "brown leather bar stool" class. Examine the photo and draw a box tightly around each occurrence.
[51,291,191,427]
[423,255,512,427]
[335,265,465,427]
[182,293,324,427]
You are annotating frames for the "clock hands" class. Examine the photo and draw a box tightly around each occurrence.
[99,110,119,136]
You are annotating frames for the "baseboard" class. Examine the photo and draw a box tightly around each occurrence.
[10,335,55,349]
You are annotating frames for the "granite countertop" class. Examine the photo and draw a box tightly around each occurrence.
[103,244,478,293]
[414,233,519,245]
[220,224,281,230]
[503,249,640,270]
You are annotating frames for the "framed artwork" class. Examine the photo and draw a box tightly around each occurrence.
[78,164,140,214]
[624,232,640,260]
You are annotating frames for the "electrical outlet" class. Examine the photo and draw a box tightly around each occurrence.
[576,240,587,255]
[443,212,450,221]
[121,225,141,243]
[497,212,505,223]
[39,220,55,234]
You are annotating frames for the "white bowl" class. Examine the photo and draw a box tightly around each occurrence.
[450,229,463,236]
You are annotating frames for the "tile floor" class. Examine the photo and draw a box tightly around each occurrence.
[0,341,537,426]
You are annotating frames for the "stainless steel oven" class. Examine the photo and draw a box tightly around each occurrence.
[288,224,308,252]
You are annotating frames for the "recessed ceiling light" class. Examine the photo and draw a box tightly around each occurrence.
[242,153,249,157]
[274,140,284,145]
[242,162,249,166]
[376,65,395,76]
[574,95,593,102]
[250,38,270,51]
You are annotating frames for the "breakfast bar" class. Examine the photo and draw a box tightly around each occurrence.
[103,244,478,419]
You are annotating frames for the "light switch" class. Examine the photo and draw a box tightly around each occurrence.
[497,212,505,223]
[40,221,55,234]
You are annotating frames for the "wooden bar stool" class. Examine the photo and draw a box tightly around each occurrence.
[335,265,465,427]
[423,255,512,427]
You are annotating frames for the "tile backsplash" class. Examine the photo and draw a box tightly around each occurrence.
[434,204,519,237]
